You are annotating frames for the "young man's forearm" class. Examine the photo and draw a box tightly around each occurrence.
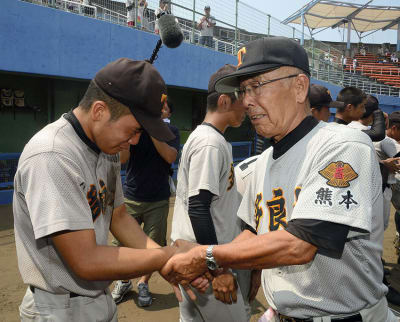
[111,204,160,250]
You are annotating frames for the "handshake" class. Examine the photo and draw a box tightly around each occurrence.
[159,239,261,305]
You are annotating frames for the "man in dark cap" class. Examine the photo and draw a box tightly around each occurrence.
[13,58,204,321]
[309,84,343,122]
[162,37,396,321]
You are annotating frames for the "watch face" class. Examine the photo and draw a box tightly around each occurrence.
[206,259,217,270]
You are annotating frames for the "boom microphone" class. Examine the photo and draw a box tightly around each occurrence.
[157,13,184,49]
[148,13,184,64]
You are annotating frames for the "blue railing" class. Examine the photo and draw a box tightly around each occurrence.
[0,141,253,205]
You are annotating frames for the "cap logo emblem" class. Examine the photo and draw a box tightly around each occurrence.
[237,47,247,68]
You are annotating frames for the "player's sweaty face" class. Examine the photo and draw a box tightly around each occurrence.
[97,113,142,154]
[240,68,299,140]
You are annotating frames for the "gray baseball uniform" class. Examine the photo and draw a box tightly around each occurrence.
[238,120,395,321]
[14,112,123,320]
[171,123,247,322]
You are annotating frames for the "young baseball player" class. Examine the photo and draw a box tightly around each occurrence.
[309,84,343,122]
[13,58,202,322]
[163,37,397,321]
[334,86,385,141]
[170,64,260,322]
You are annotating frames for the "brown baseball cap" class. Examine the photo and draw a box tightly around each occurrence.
[208,64,236,94]
[94,58,175,142]
[309,84,344,109]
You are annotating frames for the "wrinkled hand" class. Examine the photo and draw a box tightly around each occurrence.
[212,270,237,305]
[160,245,208,302]
[382,157,400,173]
[248,270,262,302]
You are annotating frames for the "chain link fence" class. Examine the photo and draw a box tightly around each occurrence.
[20,0,400,96]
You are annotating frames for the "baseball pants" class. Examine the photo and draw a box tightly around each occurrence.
[178,270,248,322]
[19,287,117,322]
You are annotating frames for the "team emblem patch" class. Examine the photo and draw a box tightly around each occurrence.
[318,161,358,188]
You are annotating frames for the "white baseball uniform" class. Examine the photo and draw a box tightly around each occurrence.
[239,118,396,321]
[235,155,259,197]
[14,112,123,321]
[171,123,248,322]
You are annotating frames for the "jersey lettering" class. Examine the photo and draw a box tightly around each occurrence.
[86,180,108,222]
[87,184,101,221]
[227,163,235,191]
[99,179,108,215]
[266,188,287,231]
[254,193,263,232]
[293,186,302,207]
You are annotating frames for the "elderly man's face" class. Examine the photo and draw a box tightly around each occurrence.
[240,67,307,141]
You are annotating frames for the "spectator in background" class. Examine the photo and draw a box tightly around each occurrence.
[198,5,216,48]
[342,55,347,69]
[352,58,357,73]
[309,84,344,122]
[137,0,149,30]
[126,0,135,27]
[155,0,171,34]
[111,96,180,307]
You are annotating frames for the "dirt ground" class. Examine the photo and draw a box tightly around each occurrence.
[1,199,399,322]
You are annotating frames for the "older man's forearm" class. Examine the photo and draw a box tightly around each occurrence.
[213,229,317,270]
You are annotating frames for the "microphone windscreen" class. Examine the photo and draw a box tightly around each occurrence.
[158,14,184,48]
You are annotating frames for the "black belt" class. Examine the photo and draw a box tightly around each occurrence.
[29,286,81,298]
[279,313,362,322]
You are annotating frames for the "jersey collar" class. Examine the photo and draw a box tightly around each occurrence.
[271,116,319,160]
[334,117,349,125]
[202,122,224,137]
[64,110,101,154]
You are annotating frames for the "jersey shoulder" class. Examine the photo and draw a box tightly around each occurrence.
[317,122,373,147]
[185,125,228,150]
[19,116,81,165]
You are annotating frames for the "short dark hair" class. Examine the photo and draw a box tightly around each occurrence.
[362,95,379,119]
[336,86,367,112]
[80,80,131,121]
[206,92,236,112]
[167,98,174,114]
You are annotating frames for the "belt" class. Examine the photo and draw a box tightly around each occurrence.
[279,313,363,322]
[29,286,81,298]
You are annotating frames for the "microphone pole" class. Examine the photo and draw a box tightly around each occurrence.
[149,39,163,65]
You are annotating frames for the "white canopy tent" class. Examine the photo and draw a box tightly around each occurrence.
[282,0,400,50]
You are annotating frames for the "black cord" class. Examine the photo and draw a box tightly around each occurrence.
[149,39,163,64]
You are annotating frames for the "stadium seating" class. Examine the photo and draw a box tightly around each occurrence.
[343,53,400,89]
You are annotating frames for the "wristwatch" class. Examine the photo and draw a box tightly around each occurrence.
[205,245,219,271]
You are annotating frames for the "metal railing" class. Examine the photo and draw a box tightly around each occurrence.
[20,0,400,97]
[311,65,400,97]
